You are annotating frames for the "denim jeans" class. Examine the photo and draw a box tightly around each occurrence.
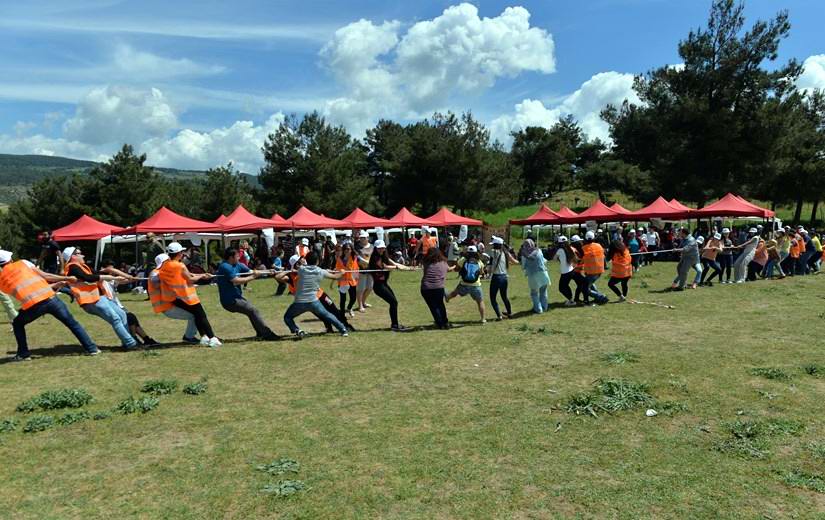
[13,297,97,357]
[82,296,137,348]
[283,299,346,333]
[530,285,549,313]
[489,274,511,317]
[692,263,703,285]
[585,274,605,302]
[164,306,198,339]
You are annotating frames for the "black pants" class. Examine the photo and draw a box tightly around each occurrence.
[421,287,448,327]
[489,274,511,318]
[747,261,762,281]
[718,255,733,281]
[275,280,287,295]
[222,297,276,337]
[339,285,357,314]
[319,292,352,332]
[700,258,722,283]
[558,271,575,301]
[608,277,629,298]
[173,300,214,338]
[573,272,587,302]
[373,282,399,328]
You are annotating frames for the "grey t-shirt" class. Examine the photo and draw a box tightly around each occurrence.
[294,265,327,303]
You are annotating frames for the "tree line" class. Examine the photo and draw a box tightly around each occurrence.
[0,0,822,256]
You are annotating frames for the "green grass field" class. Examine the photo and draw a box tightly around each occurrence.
[2,264,825,519]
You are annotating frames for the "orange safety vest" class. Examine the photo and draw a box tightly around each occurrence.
[581,242,605,276]
[336,257,358,287]
[63,260,101,305]
[421,236,438,254]
[610,249,633,278]
[158,260,200,305]
[790,239,800,259]
[797,234,807,253]
[147,269,174,313]
[297,245,309,258]
[0,260,55,310]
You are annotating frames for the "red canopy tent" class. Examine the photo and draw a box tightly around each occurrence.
[609,202,634,216]
[220,205,282,232]
[669,199,694,212]
[630,196,691,220]
[732,195,775,218]
[342,208,393,228]
[119,207,219,234]
[568,200,622,223]
[214,214,227,225]
[426,207,483,226]
[270,214,291,228]
[693,193,774,218]
[53,214,125,241]
[555,205,580,220]
[509,204,563,225]
[387,207,433,227]
[286,206,347,229]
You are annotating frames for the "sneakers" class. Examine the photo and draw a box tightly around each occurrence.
[87,349,101,356]
[208,337,222,348]
[182,336,199,344]
[11,354,31,362]
[341,332,349,337]
[258,332,280,341]
[143,337,160,347]
[199,336,211,347]
[481,319,487,324]
[347,310,355,318]
[294,330,307,340]
[617,296,627,302]
[564,300,576,307]
[391,324,409,332]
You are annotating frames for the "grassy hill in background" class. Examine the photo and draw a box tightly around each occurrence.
[0,153,259,204]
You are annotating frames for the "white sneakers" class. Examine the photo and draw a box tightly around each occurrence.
[198,336,222,348]
[199,336,211,347]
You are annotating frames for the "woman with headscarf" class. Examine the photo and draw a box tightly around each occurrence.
[519,238,550,314]
[733,228,760,283]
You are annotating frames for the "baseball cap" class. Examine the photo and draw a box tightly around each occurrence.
[490,236,504,245]
[301,238,309,245]
[696,236,705,244]
[713,233,721,240]
[62,246,76,263]
[0,249,12,264]
[722,228,730,233]
[166,242,184,254]
[374,239,386,249]
[467,245,478,253]
[288,254,301,269]
[154,253,169,268]
[748,227,757,233]
[358,231,369,238]
[557,236,568,243]
[628,229,636,235]
[571,235,582,242]
[585,230,595,240]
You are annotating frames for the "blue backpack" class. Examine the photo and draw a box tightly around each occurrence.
[460,258,481,284]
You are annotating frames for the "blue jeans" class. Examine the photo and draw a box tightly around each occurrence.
[12,297,98,357]
[489,274,511,317]
[283,300,346,333]
[530,284,548,313]
[164,306,198,339]
[585,274,605,302]
[82,297,137,348]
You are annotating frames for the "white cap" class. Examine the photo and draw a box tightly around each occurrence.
[288,254,301,269]
[571,234,582,242]
[0,249,12,264]
[799,228,808,234]
[585,230,595,240]
[154,253,169,268]
[628,229,636,235]
[757,224,763,229]
[637,228,644,232]
[62,246,76,263]
[358,231,369,238]
[374,239,386,249]
[166,242,184,254]
[775,228,785,234]
[597,229,603,233]
[722,228,730,233]
[557,236,568,243]
[696,236,705,244]
[467,245,478,253]
[714,233,721,240]
[490,236,504,245]
[748,227,757,233]
[301,238,309,245]
[422,226,430,233]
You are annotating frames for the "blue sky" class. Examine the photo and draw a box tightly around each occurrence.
[0,0,823,172]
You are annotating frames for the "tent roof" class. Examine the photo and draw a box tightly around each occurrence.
[555,205,580,219]
[286,206,348,229]
[214,214,227,224]
[342,208,394,228]
[609,202,634,216]
[53,214,125,241]
[220,205,280,232]
[571,200,622,223]
[631,196,691,220]
[509,204,562,225]
[387,207,433,227]
[731,195,775,218]
[426,207,483,226]
[669,198,694,212]
[119,207,219,234]
[694,193,773,218]
[270,213,291,227]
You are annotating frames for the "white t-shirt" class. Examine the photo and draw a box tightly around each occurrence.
[553,248,575,274]
[646,232,659,247]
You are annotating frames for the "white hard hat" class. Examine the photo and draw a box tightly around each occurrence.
[374,239,386,249]
[748,228,757,233]
[154,253,169,268]
[585,230,595,240]
[166,242,184,254]
[490,236,504,245]
[722,228,730,234]
[628,229,636,235]
[62,246,77,263]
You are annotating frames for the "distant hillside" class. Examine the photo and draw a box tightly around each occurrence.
[0,153,259,204]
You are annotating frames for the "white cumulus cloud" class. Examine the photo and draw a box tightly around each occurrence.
[797,54,825,93]
[490,71,640,145]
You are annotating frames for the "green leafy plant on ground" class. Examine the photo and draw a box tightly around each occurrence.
[16,389,93,413]
[565,379,654,417]
[140,379,178,396]
[93,412,112,421]
[748,367,791,381]
[782,470,825,493]
[57,411,91,426]
[116,396,160,415]
[22,415,55,433]
[601,351,640,365]
[182,378,208,396]
[807,442,825,461]
[714,418,805,459]
[0,418,18,433]
[257,458,301,476]
[261,480,308,498]
[802,364,823,377]
[256,457,307,498]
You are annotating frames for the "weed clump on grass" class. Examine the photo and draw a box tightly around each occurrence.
[57,411,90,426]
[782,470,825,493]
[23,415,55,433]
[807,442,825,461]
[656,401,689,415]
[261,480,308,497]
[595,379,653,412]
[714,418,805,459]
[802,364,824,377]
[93,412,112,421]
[565,393,600,418]
[116,396,159,415]
[183,378,208,395]
[140,379,178,396]
[756,389,779,400]
[0,418,18,433]
[257,458,301,476]
[749,367,791,381]
[601,351,640,365]
[16,388,93,413]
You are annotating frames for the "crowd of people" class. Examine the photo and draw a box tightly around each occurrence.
[1,221,822,361]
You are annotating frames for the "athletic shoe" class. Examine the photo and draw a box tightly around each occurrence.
[481,319,487,324]
[182,336,199,344]
[347,310,354,318]
[87,349,101,356]
[617,296,626,302]
[364,303,372,308]
[11,355,31,362]
[208,337,222,348]
[705,281,713,287]
[199,336,211,347]
[258,332,280,341]
[143,337,160,347]
[294,330,306,340]
[564,300,576,307]
[341,332,349,337]
[391,324,409,332]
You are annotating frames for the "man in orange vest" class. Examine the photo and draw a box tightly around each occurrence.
[581,230,607,305]
[148,254,199,343]
[296,238,310,258]
[62,246,138,350]
[0,248,99,360]
[414,227,439,261]
[158,242,220,347]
